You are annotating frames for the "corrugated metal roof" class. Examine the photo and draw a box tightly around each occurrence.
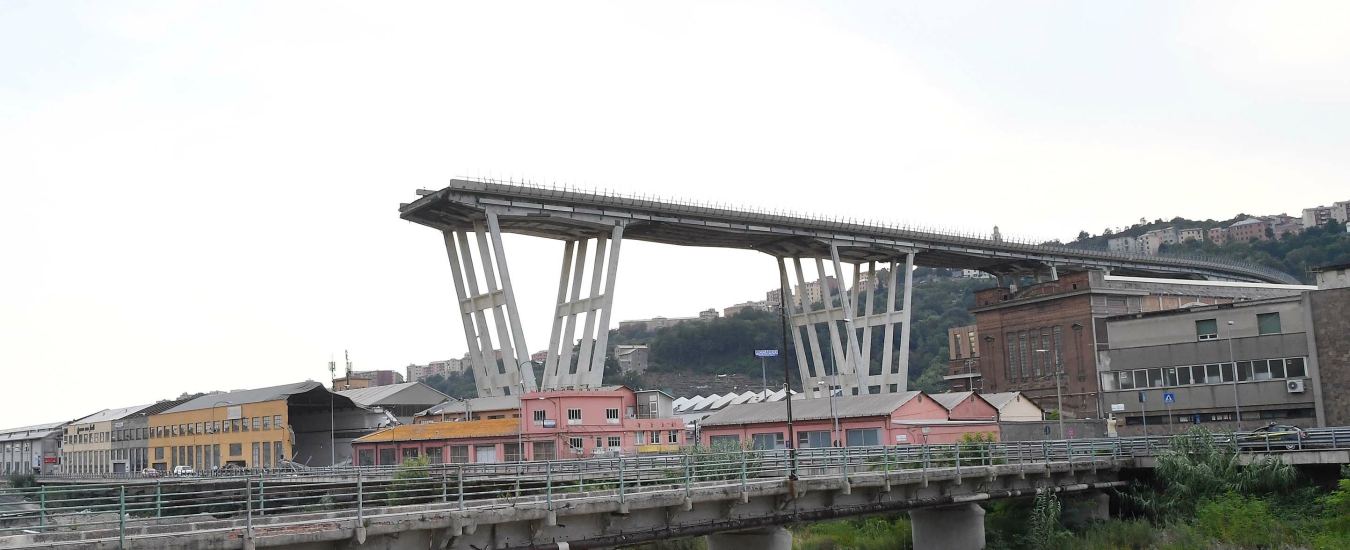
[692,394,721,411]
[710,393,738,409]
[355,418,520,443]
[71,404,155,424]
[929,392,975,411]
[416,395,520,416]
[165,381,348,414]
[0,422,66,435]
[701,392,921,426]
[338,382,448,407]
[0,422,66,442]
[131,399,193,418]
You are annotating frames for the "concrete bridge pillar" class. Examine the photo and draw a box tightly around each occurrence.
[909,503,986,550]
[1063,491,1110,527]
[706,526,792,550]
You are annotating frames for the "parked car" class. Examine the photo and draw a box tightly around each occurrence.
[140,468,162,477]
[1236,423,1307,450]
[171,465,196,476]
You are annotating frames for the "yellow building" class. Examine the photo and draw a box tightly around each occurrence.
[148,381,357,471]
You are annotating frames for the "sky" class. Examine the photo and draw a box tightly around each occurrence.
[2,1,1348,427]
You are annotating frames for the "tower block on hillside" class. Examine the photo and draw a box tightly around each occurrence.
[774,246,916,398]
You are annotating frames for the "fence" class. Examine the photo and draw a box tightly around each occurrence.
[5,427,1349,548]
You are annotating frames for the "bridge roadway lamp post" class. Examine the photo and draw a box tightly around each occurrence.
[754,350,779,397]
[1035,349,1064,440]
[211,400,233,473]
[1227,320,1242,431]
[818,380,840,446]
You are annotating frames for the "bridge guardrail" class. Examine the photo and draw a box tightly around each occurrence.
[6,428,1348,547]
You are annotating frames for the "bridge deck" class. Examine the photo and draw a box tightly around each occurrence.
[399,179,1297,283]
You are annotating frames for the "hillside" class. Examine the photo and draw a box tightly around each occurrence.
[1068,218,1348,283]
[610,272,988,395]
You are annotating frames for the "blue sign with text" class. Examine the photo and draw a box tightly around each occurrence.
[1163,393,1175,404]
[754,350,779,357]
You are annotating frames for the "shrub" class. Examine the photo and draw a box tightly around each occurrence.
[1195,493,1281,548]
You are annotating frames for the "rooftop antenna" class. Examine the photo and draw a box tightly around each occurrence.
[328,355,337,389]
[344,350,353,391]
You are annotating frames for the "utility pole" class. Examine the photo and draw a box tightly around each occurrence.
[328,357,337,467]
[1227,321,1242,431]
[776,260,796,479]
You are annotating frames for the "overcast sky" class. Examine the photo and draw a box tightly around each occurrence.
[3,1,1348,427]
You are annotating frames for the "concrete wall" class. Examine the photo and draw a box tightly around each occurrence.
[999,419,1107,441]
[1104,299,1306,350]
[1311,288,1350,427]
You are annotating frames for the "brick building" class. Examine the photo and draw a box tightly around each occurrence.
[967,271,1308,419]
[945,324,982,392]
[1228,218,1269,243]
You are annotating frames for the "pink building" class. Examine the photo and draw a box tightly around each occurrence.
[353,387,684,465]
[929,392,999,421]
[698,392,1000,449]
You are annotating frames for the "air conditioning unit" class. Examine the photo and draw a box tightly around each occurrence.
[1287,379,1305,393]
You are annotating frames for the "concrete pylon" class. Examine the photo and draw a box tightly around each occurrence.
[909,503,986,550]
[706,526,792,550]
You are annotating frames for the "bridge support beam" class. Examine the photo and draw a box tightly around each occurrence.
[541,223,625,390]
[780,250,915,398]
[706,526,792,550]
[909,503,986,550]
[441,210,536,397]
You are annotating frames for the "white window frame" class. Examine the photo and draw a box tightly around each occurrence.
[567,408,583,425]
[605,408,620,424]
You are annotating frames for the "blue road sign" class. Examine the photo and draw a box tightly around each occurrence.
[1163,393,1175,404]
[755,350,779,357]
[1139,391,1146,403]
[1194,414,1202,424]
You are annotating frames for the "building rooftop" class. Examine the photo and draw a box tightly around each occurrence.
[1104,293,1304,321]
[701,392,922,427]
[1311,262,1350,273]
[929,392,977,411]
[979,392,1040,412]
[71,404,156,425]
[165,381,356,414]
[337,382,448,407]
[416,395,520,417]
[0,422,66,442]
[355,418,520,443]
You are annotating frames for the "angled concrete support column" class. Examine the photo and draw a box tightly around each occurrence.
[781,250,916,398]
[541,223,624,390]
[706,526,792,550]
[909,503,986,550]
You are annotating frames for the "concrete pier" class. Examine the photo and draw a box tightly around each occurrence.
[909,503,986,550]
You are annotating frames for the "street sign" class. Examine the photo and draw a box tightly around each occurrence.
[1068,428,1075,438]
[1138,391,1146,403]
[1111,403,1125,412]
[1163,393,1175,404]
[754,350,779,357]
[1194,414,1202,424]
[1044,425,1051,436]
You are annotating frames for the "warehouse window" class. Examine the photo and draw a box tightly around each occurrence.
[1196,319,1218,340]
[1257,313,1282,335]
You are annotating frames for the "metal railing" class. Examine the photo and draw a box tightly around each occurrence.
[6,427,1349,547]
